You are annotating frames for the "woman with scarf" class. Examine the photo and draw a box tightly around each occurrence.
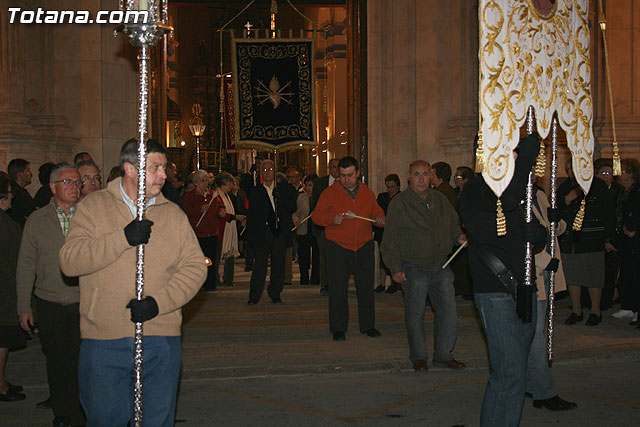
[183,170,226,292]
[214,172,246,287]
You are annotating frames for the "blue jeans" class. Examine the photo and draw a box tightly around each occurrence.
[402,262,457,362]
[474,292,535,427]
[78,336,181,427]
[526,271,557,400]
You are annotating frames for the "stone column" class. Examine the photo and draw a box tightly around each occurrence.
[593,0,640,158]
[0,1,29,137]
[368,0,417,193]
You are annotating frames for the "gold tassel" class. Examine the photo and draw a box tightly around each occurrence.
[475,131,485,173]
[612,143,622,176]
[535,139,546,177]
[496,198,507,236]
[572,198,586,231]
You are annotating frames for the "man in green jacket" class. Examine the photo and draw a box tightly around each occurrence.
[381,160,466,372]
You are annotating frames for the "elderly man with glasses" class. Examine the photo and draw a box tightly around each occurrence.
[16,162,85,427]
[245,159,297,304]
[77,160,102,200]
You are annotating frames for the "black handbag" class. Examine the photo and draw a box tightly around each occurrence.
[470,238,533,324]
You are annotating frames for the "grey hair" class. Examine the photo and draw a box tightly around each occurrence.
[50,162,78,183]
[214,172,233,188]
[192,169,209,183]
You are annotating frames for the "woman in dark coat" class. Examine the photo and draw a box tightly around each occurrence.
[0,173,26,401]
[612,159,640,325]
[558,160,615,326]
[374,174,401,293]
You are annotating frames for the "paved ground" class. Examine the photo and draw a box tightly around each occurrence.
[4,258,640,426]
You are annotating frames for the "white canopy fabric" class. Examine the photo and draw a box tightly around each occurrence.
[479,0,594,196]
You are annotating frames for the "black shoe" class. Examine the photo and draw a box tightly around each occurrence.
[374,285,385,293]
[564,312,583,325]
[7,383,23,394]
[361,328,381,337]
[462,294,474,301]
[244,267,252,272]
[385,284,399,294]
[524,392,533,399]
[284,282,292,286]
[36,396,51,409]
[320,286,328,295]
[332,331,346,341]
[585,313,602,326]
[271,297,282,303]
[247,300,258,305]
[533,395,577,411]
[300,281,309,286]
[52,416,71,427]
[629,319,639,326]
[0,389,26,402]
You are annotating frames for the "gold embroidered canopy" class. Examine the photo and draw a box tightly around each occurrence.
[479,0,594,196]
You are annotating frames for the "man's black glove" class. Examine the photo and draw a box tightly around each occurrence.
[547,207,561,223]
[545,258,560,272]
[124,219,154,246]
[523,221,547,244]
[126,296,159,323]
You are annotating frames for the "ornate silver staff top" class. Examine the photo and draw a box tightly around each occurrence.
[115,2,171,426]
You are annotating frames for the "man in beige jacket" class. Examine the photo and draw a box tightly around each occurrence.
[525,187,577,411]
[17,162,84,427]
[59,139,206,427]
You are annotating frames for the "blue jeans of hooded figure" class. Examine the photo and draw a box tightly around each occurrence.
[402,262,457,362]
[474,292,535,427]
[526,270,557,400]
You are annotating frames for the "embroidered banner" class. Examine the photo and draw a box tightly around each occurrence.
[479,0,594,196]
[232,38,316,150]
[223,77,237,151]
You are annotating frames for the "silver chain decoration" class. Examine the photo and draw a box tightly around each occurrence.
[524,106,535,292]
[547,116,559,366]
[115,2,172,426]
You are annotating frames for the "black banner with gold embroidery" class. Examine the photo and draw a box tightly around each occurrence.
[232,39,316,150]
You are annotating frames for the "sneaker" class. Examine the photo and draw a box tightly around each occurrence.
[612,309,634,319]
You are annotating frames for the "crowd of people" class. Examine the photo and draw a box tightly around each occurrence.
[0,135,639,426]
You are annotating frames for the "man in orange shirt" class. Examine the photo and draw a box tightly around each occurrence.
[312,156,385,341]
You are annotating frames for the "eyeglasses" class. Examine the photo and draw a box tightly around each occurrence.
[454,175,463,179]
[53,179,82,187]
[81,176,102,183]
[262,167,274,171]
[599,171,612,176]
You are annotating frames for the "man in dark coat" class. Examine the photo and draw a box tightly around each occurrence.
[311,158,341,295]
[245,159,297,304]
[6,158,35,227]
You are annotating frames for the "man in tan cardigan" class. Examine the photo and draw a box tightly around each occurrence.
[17,162,84,427]
[59,139,206,427]
[526,186,577,411]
